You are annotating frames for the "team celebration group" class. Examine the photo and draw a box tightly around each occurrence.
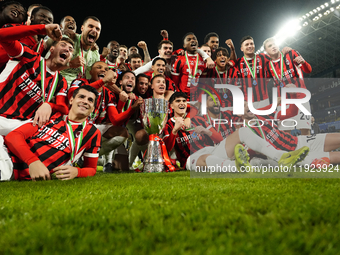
[1,2,340,181]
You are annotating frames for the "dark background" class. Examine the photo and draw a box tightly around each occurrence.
[24,0,323,58]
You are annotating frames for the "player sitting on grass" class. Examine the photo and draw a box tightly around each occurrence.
[67,61,143,172]
[163,92,310,172]
[1,85,101,181]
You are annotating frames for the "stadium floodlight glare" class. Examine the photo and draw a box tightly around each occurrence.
[325,2,329,6]
[321,4,325,8]
[303,21,308,26]
[330,7,334,11]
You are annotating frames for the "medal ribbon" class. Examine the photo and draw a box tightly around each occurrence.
[148,134,175,172]
[40,58,59,102]
[122,99,132,112]
[206,112,221,132]
[90,92,104,122]
[243,54,257,81]
[270,53,284,85]
[66,118,87,163]
[184,52,199,80]
[36,39,43,53]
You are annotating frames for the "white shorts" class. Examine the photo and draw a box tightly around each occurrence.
[0,136,13,181]
[185,139,229,170]
[278,101,311,131]
[296,133,329,158]
[94,123,113,135]
[0,116,33,136]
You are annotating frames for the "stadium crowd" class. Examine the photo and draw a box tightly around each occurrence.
[1,1,340,181]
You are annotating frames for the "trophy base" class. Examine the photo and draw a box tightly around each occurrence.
[144,163,164,173]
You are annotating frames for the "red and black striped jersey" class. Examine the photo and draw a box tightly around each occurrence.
[7,112,101,180]
[245,105,299,151]
[266,50,312,98]
[235,53,270,102]
[69,78,134,126]
[0,23,44,71]
[171,52,207,100]
[68,78,118,124]
[0,44,68,120]
[202,65,239,108]
[163,116,218,167]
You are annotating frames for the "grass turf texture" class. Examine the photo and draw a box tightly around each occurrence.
[1,171,340,255]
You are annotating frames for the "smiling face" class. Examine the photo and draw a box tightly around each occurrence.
[215,50,229,69]
[152,59,166,75]
[241,39,255,57]
[130,57,142,70]
[120,72,136,93]
[89,62,109,82]
[183,34,198,54]
[136,76,149,95]
[1,3,26,24]
[69,88,96,119]
[108,41,119,58]
[207,95,221,115]
[207,36,219,52]
[171,97,187,116]
[30,8,53,25]
[61,16,77,32]
[49,39,74,68]
[151,76,166,95]
[158,43,173,60]
[81,18,101,48]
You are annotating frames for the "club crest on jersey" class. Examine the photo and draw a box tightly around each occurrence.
[286,59,290,65]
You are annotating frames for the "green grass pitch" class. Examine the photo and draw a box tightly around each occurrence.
[1,170,340,255]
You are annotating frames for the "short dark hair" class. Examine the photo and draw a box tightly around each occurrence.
[204,32,219,44]
[83,16,100,25]
[129,53,142,60]
[136,73,149,82]
[240,35,254,46]
[212,47,229,61]
[157,40,173,50]
[60,15,73,25]
[117,70,135,84]
[182,32,195,44]
[31,6,53,18]
[169,91,188,104]
[1,1,25,11]
[152,57,166,66]
[72,85,99,107]
[150,74,165,84]
[52,36,74,48]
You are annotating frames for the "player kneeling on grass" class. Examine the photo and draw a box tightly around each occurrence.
[0,86,101,181]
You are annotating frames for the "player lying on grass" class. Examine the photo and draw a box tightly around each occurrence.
[238,98,340,167]
[1,85,101,181]
[163,92,309,172]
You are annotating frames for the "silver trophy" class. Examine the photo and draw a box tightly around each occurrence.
[140,98,169,172]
